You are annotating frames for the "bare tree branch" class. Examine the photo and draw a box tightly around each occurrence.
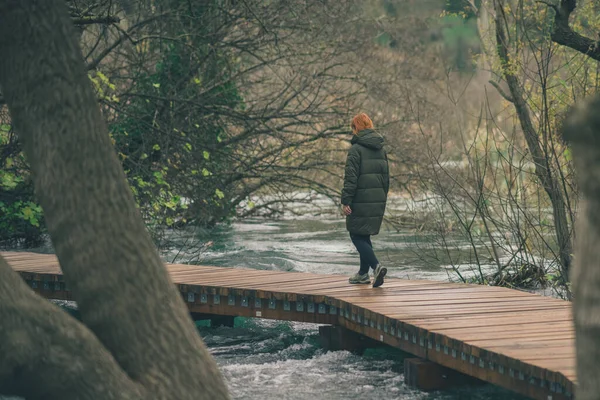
[72,15,120,25]
[488,80,514,103]
[85,14,164,70]
[493,0,573,286]
[544,0,600,62]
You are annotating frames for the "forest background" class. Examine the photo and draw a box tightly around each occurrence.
[1,0,598,298]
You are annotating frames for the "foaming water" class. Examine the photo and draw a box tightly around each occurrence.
[199,318,524,400]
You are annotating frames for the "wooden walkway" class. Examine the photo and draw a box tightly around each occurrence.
[3,251,575,400]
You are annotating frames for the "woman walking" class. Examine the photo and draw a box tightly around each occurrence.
[341,113,389,287]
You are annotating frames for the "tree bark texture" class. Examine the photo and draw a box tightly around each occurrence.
[493,0,573,285]
[561,95,600,400]
[0,0,229,398]
[0,257,143,399]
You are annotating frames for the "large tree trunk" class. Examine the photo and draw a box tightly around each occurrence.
[0,256,142,399]
[562,96,600,400]
[0,0,228,399]
[546,1,600,396]
[493,0,573,287]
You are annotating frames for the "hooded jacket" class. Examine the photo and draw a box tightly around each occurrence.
[341,129,389,235]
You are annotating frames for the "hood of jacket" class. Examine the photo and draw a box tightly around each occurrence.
[351,129,384,150]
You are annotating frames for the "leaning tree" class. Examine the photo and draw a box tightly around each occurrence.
[0,0,228,398]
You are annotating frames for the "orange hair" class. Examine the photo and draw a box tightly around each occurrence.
[351,113,374,134]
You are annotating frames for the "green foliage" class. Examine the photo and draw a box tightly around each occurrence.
[381,0,398,17]
[0,123,45,247]
[1,1,245,245]
[375,32,393,47]
[0,201,43,228]
[444,0,479,18]
[106,1,244,231]
[439,12,480,72]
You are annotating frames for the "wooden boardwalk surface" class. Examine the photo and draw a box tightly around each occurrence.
[3,251,575,400]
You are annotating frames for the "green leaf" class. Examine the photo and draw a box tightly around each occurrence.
[0,172,18,189]
[152,144,161,151]
[165,200,177,210]
[248,201,255,209]
[96,71,109,84]
[185,143,192,152]
[152,83,161,88]
[21,206,33,219]
[153,171,166,185]
[135,177,148,187]
[202,168,212,177]
[20,205,40,227]
[203,150,210,160]
[215,188,225,199]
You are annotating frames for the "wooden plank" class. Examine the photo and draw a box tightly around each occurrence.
[176,269,330,284]
[167,266,225,273]
[9,261,62,270]
[338,292,543,302]
[412,309,572,325]
[309,285,527,296]
[465,335,575,347]
[180,275,345,289]
[1,252,55,261]
[369,302,569,313]
[383,306,568,320]
[433,326,574,339]
[350,298,566,309]
[430,319,573,331]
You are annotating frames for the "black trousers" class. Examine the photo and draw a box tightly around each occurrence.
[350,233,379,275]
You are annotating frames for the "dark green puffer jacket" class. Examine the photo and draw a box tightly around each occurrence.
[341,129,389,235]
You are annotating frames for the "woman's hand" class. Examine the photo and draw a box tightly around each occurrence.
[342,205,352,216]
